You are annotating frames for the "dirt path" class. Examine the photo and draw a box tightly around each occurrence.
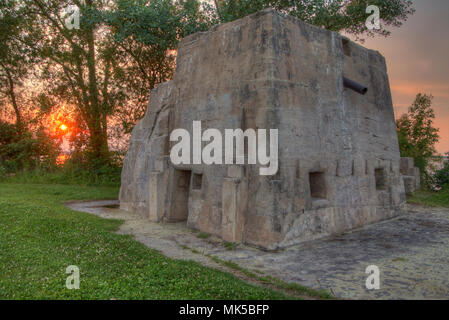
[67,201,449,300]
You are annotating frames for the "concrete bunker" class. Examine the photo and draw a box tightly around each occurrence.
[120,9,407,250]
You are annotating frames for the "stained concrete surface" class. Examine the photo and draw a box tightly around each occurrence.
[120,9,406,249]
[67,201,449,300]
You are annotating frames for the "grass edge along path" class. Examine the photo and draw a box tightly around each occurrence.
[407,188,449,208]
[0,183,329,300]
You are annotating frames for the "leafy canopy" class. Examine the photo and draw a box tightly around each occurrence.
[214,0,415,41]
[396,93,440,173]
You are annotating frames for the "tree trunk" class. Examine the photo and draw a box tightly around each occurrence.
[5,68,22,131]
[84,1,110,166]
[85,116,109,165]
[214,0,223,20]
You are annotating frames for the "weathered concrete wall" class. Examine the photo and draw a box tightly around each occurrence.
[401,157,421,193]
[120,9,406,250]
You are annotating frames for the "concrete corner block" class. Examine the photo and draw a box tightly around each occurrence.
[414,167,421,190]
[400,157,414,175]
[149,172,162,222]
[221,177,247,243]
[402,176,416,194]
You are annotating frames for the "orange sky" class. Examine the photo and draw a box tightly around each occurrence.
[356,0,449,155]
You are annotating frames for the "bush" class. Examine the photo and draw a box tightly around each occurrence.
[0,120,60,172]
[396,94,439,177]
[4,160,122,187]
[1,119,122,186]
[433,158,449,190]
[0,165,6,181]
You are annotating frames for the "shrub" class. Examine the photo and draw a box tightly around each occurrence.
[3,155,122,187]
[433,156,449,190]
[1,120,122,187]
[0,120,60,172]
[0,165,6,181]
[396,94,439,176]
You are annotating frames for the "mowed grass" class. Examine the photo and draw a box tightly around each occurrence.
[0,183,289,300]
[407,187,449,208]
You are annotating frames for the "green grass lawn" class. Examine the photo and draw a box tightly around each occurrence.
[407,188,449,208]
[0,183,291,300]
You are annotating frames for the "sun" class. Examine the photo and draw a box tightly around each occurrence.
[59,124,68,131]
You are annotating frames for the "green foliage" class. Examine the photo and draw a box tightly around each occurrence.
[0,0,416,173]
[104,0,212,46]
[433,154,449,189]
[257,275,334,299]
[0,120,60,173]
[407,188,449,208]
[396,93,440,174]
[101,0,215,133]
[224,241,238,250]
[0,0,38,129]
[0,183,290,299]
[3,158,122,187]
[197,232,211,239]
[1,0,216,165]
[215,0,415,40]
[0,165,6,180]
[0,115,121,186]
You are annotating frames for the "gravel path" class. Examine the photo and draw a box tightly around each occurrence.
[67,201,449,300]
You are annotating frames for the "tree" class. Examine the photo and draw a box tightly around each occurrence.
[102,0,214,134]
[2,0,415,171]
[0,0,36,132]
[6,0,210,167]
[0,119,61,172]
[213,0,415,41]
[0,1,62,172]
[2,0,115,166]
[396,93,440,173]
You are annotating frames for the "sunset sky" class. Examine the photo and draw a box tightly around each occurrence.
[359,0,448,154]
